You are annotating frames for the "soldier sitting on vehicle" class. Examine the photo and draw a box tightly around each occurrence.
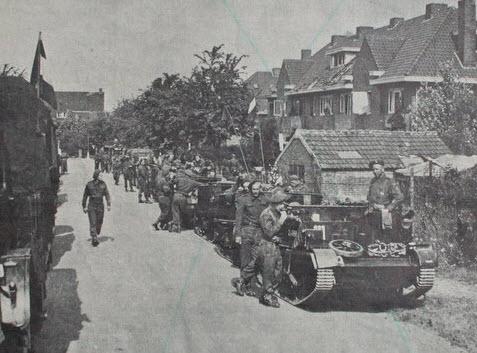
[365,159,403,243]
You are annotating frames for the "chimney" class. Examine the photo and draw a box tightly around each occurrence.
[425,3,448,19]
[331,35,347,45]
[98,88,103,93]
[458,0,477,66]
[356,26,373,37]
[389,17,404,28]
[301,49,311,60]
[272,68,281,77]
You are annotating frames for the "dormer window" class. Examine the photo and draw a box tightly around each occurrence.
[332,53,346,67]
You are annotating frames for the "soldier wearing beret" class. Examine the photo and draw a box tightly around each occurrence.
[366,160,403,242]
[82,170,111,247]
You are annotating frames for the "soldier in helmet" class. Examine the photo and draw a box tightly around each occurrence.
[137,158,149,203]
[233,190,296,308]
[82,170,111,247]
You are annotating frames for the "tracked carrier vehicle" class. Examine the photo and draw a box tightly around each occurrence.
[194,183,436,307]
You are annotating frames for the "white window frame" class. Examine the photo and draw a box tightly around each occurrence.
[388,88,403,114]
[319,96,333,116]
[273,100,283,116]
[339,93,352,115]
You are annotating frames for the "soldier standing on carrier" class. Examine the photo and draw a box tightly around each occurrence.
[366,160,403,243]
[233,191,295,308]
[231,180,268,296]
[82,170,111,247]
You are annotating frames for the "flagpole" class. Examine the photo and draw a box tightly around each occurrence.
[35,31,42,98]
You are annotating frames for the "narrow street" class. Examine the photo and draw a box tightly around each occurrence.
[31,158,465,353]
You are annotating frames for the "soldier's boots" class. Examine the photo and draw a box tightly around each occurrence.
[231,278,245,296]
[92,237,99,247]
[152,223,160,231]
[259,293,280,308]
[244,285,256,297]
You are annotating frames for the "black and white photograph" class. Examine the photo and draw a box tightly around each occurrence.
[1,0,477,352]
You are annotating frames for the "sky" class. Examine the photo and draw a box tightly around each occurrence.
[1,0,459,110]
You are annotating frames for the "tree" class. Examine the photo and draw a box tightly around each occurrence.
[408,63,477,154]
[110,45,253,156]
[57,114,88,156]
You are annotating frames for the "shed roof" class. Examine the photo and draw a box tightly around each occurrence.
[278,129,451,170]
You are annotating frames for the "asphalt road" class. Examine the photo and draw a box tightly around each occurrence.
[32,158,465,353]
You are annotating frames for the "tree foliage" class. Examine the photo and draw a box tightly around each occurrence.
[57,114,88,156]
[110,45,253,153]
[408,63,477,154]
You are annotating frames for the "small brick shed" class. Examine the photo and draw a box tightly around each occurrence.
[275,129,451,202]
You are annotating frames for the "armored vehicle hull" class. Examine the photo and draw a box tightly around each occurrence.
[193,185,437,308]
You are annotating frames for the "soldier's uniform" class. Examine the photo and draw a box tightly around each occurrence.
[171,170,202,233]
[112,157,121,185]
[235,193,268,275]
[152,170,173,230]
[82,171,111,246]
[236,191,290,307]
[367,162,403,243]
[137,162,148,203]
[122,157,135,192]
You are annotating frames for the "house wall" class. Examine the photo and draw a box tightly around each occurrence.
[276,139,320,192]
[375,82,419,129]
[321,170,395,203]
[285,90,356,132]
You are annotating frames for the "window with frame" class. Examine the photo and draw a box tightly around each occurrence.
[273,100,283,116]
[339,94,352,115]
[319,96,333,116]
[388,89,403,114]
[332,53,346,67]
[289,164,305,179]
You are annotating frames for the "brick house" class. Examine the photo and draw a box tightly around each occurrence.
[275,129,451,202]
[282,28,374,136]
[353,1,477,130]
[55,88,105,120]
[245,69,280,117]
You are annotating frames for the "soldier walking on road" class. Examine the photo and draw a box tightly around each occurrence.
[122,155,135,192]
[82,170,111,247]
[137,159,148,203]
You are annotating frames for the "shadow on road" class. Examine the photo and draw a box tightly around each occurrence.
[300,294,424,313]
[32,268,89,353]
[51,226,75,268]
[57,193,68,208]
[98,235,115,243]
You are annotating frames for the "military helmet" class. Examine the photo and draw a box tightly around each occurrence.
[269,190,291,204]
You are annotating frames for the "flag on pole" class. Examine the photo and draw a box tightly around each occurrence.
[247,97,257,114]
[30,32,46,89]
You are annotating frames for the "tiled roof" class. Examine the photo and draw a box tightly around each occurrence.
[291,129,451,170]
[56,90,105,113]
[246,71,277,98]
[365,7,477,80]
[283,59,314,85]
[292,35,360,93]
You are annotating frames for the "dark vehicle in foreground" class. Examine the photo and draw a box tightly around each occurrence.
[193,182,436,307]
[0,76,59,352]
